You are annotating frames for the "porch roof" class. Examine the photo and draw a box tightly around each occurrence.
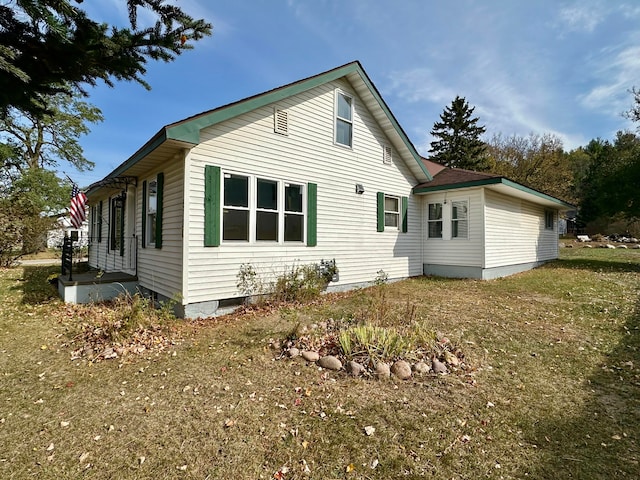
[413,165,575,210]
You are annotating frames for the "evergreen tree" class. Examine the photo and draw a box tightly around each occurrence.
[0,0,212,117]
[429,96,488,170]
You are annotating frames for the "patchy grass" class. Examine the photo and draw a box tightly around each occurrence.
[1,248,639,479]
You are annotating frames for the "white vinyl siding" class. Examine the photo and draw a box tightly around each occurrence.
[136,157,185,300]
[484,189,558,268]
[422,190,483,268]
[184,78,422,304]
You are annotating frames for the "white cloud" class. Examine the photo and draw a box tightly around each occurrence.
[580,45,640,116]
[557,1,606,33]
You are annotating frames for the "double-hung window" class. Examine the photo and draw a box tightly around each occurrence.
[384,196,400,229]
[219,173,306,243]
[256,178,278,241]
[545,211,554,230]
[147,180,158,246]
[451,200,468,239]
[335,91,353,147]
[90,204,100,242]
[428,203,443,238]
[223,174,250,241]
[284,183,304,241]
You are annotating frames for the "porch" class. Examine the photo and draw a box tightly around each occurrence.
[58,269,139,304]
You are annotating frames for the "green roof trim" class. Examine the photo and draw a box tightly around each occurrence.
[413,177,574,209]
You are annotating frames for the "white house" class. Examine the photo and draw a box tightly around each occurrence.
[66,61,572,317]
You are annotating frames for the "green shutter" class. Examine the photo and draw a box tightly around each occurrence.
[141,181,147,248]
[98,201,102,243]
[377,192,384,232]
[401,196,408,233]
[204,165,221,247]
[155,172,164,249]
[307,183,317,247]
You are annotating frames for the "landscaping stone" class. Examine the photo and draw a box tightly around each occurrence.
[391,360,412,380]
[318,355,342,370]
[617,245,628,249]
[288,347,300,358]
[301,350,319,362]
[412,361,430,374]
[444,350,460,366]
[634,244,640,249]
[374,362,391,378]
[346,360,365,377]
[432,357,448,374]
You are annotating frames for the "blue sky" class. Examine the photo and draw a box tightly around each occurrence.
[72,0,640,186]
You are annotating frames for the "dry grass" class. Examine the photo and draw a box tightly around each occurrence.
[1,247,639,479]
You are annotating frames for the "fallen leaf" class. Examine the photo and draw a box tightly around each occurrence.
[346,463,355,473]
[364,426,376,436]
[138,456,146,465]
[46,443,54,451]
[60,421,70,428]
[79,452,89,463]
[224,418,236,428]
[176,464,187,471]
[370,458,379,469]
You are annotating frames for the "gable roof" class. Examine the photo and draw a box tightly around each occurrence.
[413,161,574,210]
[87,61,431,196]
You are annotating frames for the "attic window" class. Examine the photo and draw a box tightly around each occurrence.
[274,109,288,135]
[383,145,392,164]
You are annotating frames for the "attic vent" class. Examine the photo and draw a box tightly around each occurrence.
[383,145,393,164]
[274,108,288,135]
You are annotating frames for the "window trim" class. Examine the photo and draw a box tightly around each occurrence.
[222,172,251,242]
[219,170,308,244]
[427,202,443,239]
[383,194,400,230]
[451,200,469,239]
[146,178,158,247]
[109,195,125,256]
[334,89,353,148]
[545,210,555,230]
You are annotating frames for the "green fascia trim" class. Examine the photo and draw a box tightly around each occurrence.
[413,177,574,209]
[413,177,503,194]
[501,178,575,209]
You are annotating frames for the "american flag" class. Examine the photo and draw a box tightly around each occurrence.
[70,183,88,229]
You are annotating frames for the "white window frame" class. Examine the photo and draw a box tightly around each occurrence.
[256,177,279,242]
[451,200,469,239]
[90,204,100,241]
[283,182,305,242]
[334,90,353,148]
[222,172,251,242]
[427,202,443,239]
[545,210,554,230]
[384,195,400,229]
[221,171,306,244]
[146,178,158,246]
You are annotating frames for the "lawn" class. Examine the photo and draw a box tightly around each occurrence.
[1,247,639,479]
